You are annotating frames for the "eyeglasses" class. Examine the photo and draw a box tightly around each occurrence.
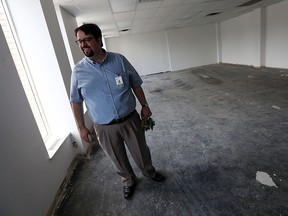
[75,37,94,45]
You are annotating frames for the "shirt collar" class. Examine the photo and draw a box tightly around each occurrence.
[86,49,107,65]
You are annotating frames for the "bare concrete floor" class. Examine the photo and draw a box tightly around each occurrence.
[55,64,288,216]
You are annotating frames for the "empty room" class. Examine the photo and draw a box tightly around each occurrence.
[1,0,287,215]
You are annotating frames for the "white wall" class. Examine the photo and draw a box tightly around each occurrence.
[40,0,72,97]
[55,5,84,69]
[105,24,218,76]
[0,25,72,216]
[220,1,288,69]
[106,31,171,76]
[220,9,262,67]
[167,24,217,71]
[5,0,84,148]
[82,2,288,76]
[55,4,93,129]
[0,0,85,215]
[265,0,288,68]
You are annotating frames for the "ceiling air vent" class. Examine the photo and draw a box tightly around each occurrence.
[237,0,263,7]
[120,29,130,32]
[206,12,221,16]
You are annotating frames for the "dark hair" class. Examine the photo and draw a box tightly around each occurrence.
[74,23,103,46]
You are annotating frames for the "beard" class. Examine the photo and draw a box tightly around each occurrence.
[82,46,94,57]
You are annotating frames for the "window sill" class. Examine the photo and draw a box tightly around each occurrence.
[45,133,70,159]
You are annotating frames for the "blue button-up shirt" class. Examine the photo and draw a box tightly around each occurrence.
[70,51,143,124]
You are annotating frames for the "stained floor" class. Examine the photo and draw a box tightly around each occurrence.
[55,64,288,216]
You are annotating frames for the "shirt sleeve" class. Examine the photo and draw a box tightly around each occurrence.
[70,68,83,103]
[122,56,143,88]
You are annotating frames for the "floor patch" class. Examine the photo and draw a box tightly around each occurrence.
[256,171,278,188]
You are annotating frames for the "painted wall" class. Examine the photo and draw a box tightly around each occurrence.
[220,1,288,69]
[0,25,71,216]
[167,24,217,71]
[220,9,262,67]
[40,0,72,97]
[55,5,84,69]
[105,24,217,76]
[5,0,84,147]
[55,4,94,128]
[106,31,171,76]
[265,0,288,68]
[0,0,85,215]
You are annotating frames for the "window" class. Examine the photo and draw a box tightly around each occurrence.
[0,1,50,141]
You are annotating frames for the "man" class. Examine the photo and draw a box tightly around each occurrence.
[70,23,165,199]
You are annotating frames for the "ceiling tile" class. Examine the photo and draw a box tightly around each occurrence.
[53,0,285,38]
[161,0,185,7]
[116,21,133,29]
[109,0,137,13]
[113,11,135,22]
[155,6,175,17]
[135,8,158,19]
[131,27,143,34]
[136,1,163,10]
[53,0,72,3]
[133,19,150,26]
[77,13,114,24]
[149,16,168,24]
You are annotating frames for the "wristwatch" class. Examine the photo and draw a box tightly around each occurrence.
[142,102,149,108]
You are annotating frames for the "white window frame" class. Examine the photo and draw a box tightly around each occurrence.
[1,0,86,158]
[0,1,51,141]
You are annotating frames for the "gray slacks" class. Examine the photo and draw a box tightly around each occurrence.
[94,111,156,186]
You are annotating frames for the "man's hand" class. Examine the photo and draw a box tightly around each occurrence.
[141,106,152,120]
[79,127,92,143]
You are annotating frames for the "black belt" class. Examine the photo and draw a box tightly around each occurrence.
[107,110,136,125]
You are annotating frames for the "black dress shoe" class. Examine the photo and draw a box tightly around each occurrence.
[123,185,135,199]
[151,172,165,182]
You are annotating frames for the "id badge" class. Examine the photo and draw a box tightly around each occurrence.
[115,75,124,88]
